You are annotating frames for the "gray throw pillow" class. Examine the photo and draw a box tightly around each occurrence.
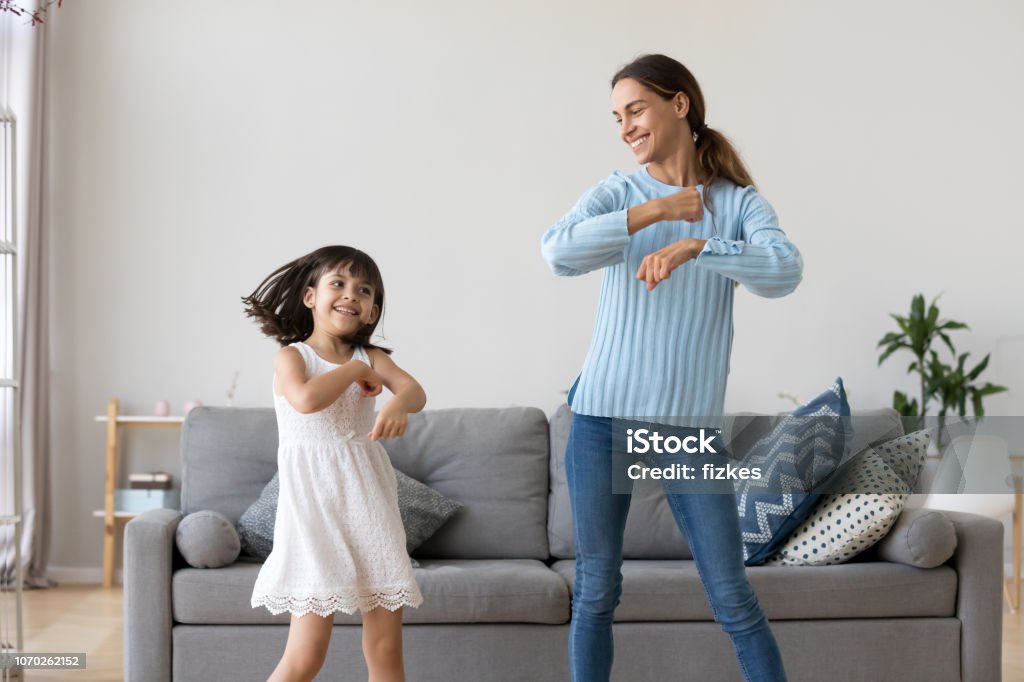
[237,474,279,560]
[873,508,958,568]
[394,469,463,555]
[176,510,242,568]
[236,469,461,561]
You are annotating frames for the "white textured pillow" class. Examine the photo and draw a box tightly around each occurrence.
[765,431,929,566]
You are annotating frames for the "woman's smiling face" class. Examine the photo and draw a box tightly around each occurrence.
[611,77,688,165]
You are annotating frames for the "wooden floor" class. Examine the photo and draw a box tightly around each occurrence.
[10,585,1024,680]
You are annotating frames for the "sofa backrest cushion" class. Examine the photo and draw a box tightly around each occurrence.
[182,405,551,560]
[548,405,694,560]
[546,404,904,560]
[381,407,551,560]
[181,407,278,521]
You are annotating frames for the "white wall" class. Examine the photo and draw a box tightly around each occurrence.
[45,0,1024,574]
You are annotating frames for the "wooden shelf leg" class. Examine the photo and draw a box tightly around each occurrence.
[103,398,119,588]
[1012,477,1022,613]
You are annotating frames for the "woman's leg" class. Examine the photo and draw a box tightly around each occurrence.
[565,414,632,682]
[267,612,334,682]
[660,436,787,682]
[362,606,405,682]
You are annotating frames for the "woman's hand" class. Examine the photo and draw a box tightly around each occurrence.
[657,186,704,222]
[369,401,409,440]
[636,238,708,291]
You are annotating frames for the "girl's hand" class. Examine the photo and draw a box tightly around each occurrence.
[369,401,409,440]
[349,359,383,397]
[657,186,704,222]
[636,238,707,291]
[358,376,383,398]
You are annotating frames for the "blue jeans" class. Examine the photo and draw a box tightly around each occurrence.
[566,413,787,682]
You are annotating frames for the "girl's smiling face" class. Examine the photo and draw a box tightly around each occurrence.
[611,77,689,164]
[303,265,379,337]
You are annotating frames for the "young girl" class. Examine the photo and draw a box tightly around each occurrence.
[242,245,425,682]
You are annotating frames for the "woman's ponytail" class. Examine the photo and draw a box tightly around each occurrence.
[694,126,755,199]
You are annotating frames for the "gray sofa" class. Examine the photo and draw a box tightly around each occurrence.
[124,405,1004,681]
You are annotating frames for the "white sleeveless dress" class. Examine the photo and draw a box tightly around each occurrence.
[250,342,423,617]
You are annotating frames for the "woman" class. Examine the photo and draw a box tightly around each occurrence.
[541,54,802,682]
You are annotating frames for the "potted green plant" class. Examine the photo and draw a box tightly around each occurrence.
[877,294,1007,421]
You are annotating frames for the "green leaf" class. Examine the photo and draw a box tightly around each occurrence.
[937,332,956,356]
[967,354,990,381]
[976,384,1008,397]
[911,294,925,322]
[877,332,904,346]
[893,391,919,417]
[877,344,906,365]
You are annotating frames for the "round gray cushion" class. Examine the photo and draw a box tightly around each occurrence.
[874,508,957,568]
[176,510,242,568]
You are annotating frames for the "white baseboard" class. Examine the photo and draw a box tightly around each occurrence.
[47,566,121,585]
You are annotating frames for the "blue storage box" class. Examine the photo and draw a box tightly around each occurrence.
[115,488,180,512]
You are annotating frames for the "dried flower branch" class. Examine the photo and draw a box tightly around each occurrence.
[1,0,63,27]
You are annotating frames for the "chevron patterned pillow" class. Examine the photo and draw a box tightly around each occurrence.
[733,378,853,566]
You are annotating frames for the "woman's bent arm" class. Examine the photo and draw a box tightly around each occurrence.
[694,188,804,298]
[541,176,632,276]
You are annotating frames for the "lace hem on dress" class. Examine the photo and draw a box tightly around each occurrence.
[252,589,423,618]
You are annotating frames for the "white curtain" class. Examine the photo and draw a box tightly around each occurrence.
[1,4,53,589]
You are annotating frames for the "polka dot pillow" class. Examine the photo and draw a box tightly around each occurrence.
[764,430,930,567]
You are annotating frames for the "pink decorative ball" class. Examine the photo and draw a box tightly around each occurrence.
[183,400,203,415]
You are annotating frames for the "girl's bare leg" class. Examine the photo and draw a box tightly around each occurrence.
[267,612,334,682]
[362,606,405,682]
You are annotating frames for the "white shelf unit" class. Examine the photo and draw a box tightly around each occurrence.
[1,110,24,660]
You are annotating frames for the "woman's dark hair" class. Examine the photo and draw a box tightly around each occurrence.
[242,245,391,353]
[612,54,755,208]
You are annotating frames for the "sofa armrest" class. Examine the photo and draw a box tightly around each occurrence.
[124,508,183,682]
[940,509,1004,682]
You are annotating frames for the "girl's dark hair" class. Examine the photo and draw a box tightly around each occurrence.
[612,54,756,208]
[242,245,391,353]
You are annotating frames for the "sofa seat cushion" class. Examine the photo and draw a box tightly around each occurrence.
[550,559,956,621]
[173,559,570,625]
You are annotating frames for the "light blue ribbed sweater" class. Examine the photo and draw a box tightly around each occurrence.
[541,166,803,425]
